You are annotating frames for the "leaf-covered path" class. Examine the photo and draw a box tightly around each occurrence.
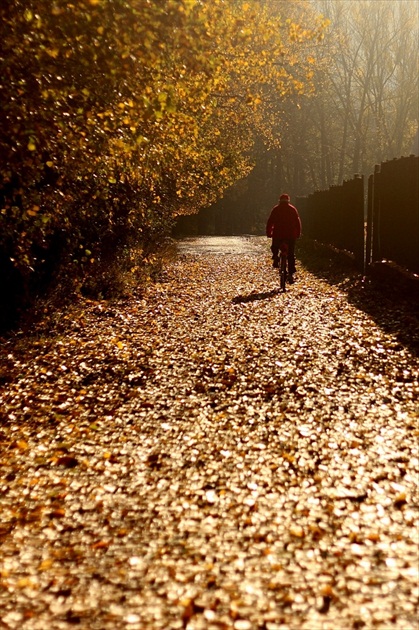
[1,237,418,630]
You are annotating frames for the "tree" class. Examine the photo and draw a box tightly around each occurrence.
[0,0,327,322]
[265,0,418,196]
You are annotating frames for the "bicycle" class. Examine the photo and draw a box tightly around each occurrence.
[279,240,288,292]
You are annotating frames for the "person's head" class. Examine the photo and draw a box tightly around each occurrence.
[279,193,290,203]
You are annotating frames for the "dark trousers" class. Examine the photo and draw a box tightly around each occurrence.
[271,239,296,274]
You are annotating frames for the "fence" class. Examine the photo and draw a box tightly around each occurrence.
[367,155,419,273]
[297,174,364,268]
[298,154,419,274]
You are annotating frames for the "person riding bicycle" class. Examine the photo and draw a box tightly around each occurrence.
[266,193,302,283]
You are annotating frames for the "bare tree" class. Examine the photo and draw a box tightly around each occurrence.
[274,0,418,194]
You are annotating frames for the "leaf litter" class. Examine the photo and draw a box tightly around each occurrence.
[0,236,418,630]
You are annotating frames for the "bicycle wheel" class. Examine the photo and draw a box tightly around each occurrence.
[279,252,287,292]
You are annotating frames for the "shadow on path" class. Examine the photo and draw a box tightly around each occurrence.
[298,238,419,357]
[232,288,281,304]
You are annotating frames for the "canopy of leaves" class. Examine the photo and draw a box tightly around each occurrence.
[0,0,328,294]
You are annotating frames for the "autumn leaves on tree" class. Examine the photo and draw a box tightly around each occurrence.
[0,0,327,312]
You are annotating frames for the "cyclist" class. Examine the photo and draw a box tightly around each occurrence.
[266,193,302,283]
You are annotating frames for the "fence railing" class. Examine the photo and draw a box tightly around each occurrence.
[298,154,419,274]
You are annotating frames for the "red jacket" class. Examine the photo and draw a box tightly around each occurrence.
[266,201,302,240]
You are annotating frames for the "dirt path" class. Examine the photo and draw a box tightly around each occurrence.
[1,237,418,630]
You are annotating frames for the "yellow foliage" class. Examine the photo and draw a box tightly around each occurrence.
[0,0,328,271]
